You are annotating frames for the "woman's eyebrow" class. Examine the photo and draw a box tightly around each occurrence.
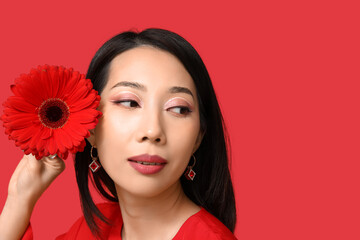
[169,86,194,98]
[111,81,194,99]
[111,81,146,91]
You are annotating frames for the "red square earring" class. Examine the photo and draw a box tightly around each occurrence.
[185,155,197,181]
[89,145,101,173]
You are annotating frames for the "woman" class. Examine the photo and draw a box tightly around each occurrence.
[0,28,237,239]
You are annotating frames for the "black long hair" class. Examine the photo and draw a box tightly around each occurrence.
[75,28,236,237]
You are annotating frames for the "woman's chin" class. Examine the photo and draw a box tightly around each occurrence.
[114,178,182,200]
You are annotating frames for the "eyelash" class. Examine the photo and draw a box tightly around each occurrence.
[114,100,192,116]
[169,106,192,115]
[114,100,140,108]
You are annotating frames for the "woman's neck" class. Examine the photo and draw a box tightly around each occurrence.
[115,181,200,240]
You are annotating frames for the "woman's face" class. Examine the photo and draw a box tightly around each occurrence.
[88,46,203,198]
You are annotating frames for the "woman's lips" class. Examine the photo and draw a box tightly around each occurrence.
[128,154,167,175]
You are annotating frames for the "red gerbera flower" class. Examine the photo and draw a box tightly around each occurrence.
[1,65,102,160]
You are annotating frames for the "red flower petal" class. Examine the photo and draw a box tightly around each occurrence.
[4,118,35,130]
[4,96,37,112]
[58,151,69,160]
[28,127,46,150]
[49,67,61,97]
[67,85,91,105]
[68,91,97,112]
[24,148,32,155]
[63,122,90,140]
[48,137,57,155]
[69,109,101,124]
[63,72,83,100]
[54,131,67,154]
[36,138,46,153]
[81,120,100,130]
[12,82,44,106]
[2,108,26,117]
[56,128,74,149]
[41,69,54,99]
[41,128,52,140]
[11,126,37,143]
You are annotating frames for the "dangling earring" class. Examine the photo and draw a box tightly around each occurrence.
[185,155,196,181]
[89,145,101,172]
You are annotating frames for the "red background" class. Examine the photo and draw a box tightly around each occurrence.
[0,0,359,239]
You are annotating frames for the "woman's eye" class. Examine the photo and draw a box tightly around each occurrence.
[115,100,140,108]
[168,106,192,115]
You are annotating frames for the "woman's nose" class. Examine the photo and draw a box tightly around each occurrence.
[136,111,166,145]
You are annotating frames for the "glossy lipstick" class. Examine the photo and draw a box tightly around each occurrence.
[128,154,167,175]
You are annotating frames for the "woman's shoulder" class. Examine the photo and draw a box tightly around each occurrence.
[174,208,237,240]
[55,202,121,240]
[56,203,237,240]
[94,201,121,216]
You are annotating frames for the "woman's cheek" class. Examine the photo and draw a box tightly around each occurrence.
[105,107,138,134]
[170,123,199,154]
[95,110,129,149]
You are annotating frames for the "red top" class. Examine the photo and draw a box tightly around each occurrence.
[21,202,237,239]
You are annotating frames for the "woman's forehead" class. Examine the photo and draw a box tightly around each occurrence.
[106,46,195,91]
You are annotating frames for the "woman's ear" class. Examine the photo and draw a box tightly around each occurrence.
[192,129,205,154]
[87,129,96,146]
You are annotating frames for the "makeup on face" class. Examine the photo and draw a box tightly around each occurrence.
[128,154,167,175]
[109,91,143,107]
[108,88,195,116]
[92,47,201,198]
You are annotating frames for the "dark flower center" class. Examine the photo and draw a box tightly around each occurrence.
[38,98,69,129]
[46,106,63,122]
